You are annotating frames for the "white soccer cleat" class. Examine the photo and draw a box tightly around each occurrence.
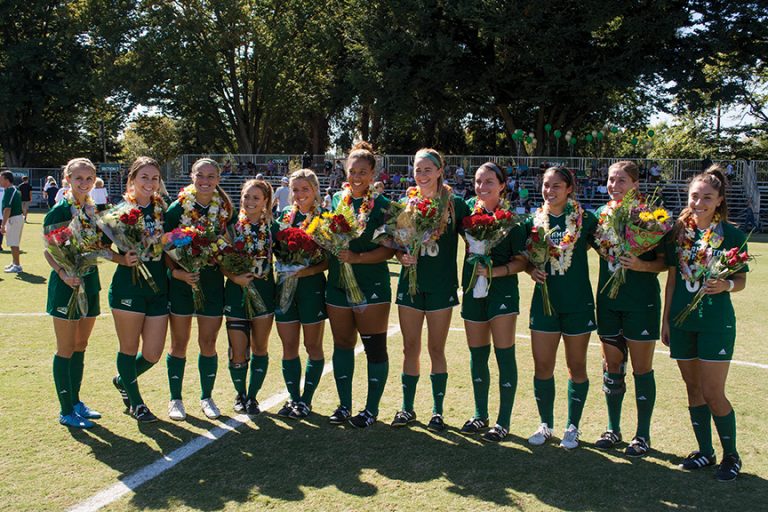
[559,423,581,450]
[200,398,221,419]
[528,423,553,446]
[168,399,187,421]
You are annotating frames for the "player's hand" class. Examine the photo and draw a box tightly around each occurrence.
[530,268,547,284]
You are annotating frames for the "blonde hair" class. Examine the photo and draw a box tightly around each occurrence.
[94,177,105,188]
[64,158,96,176]
[190,157,233,217]
[608,160,639,182]
[241,178,274,223]
[289,168,322,209]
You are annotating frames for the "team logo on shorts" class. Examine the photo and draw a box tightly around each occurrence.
[224,306,231,313]
[499,304,507,310]
[587,320,594,326]
[718,348,727,355]
[371,293,379,300]
[121,299,133,307]
[397,293,403,301]
[641,329,649,336]
[56,307,68,315]
[449,296,455,302]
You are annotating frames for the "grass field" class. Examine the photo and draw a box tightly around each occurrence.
[1,212,767,511]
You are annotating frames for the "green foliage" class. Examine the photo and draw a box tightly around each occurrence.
[120,114,182,165]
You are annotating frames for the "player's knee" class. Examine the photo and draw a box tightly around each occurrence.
[602,370,626,396]
[361,332,388,364]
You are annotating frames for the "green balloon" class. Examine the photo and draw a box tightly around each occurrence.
[544,123,552,132]
[647,129,655,137]
[525,136,533,144]
[554,129,562,138]
[631,137,639,146]
[569,137,577,145]
[585,134,593,142]
[516,128,524,136]
[597,132,604,140]
[610,126,619,134]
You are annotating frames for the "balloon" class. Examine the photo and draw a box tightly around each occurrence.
[564,133,572,141]
[570,137,577,145]
[610,126,619,134]
[554,129,562,138]
[596,132,604,140]
[525,136,533,144]
[516,129,524,136]
[631,137,639,146]
[545,123,552,132]
[528,132,534,138]
[647,129,655,137]
[591,130,598,137]
[585,134,593,142]
[567,130,573,136]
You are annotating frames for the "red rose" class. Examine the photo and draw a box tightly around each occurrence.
[234,240,245,251]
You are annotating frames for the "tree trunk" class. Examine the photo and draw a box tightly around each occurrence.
[360,103,370,142]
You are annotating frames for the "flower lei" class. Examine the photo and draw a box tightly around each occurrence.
[677,213,723,283]
[340,182,374,231]
[178,184,230,233]
[533,198,584,273]
[405,186,451,243]
[472,197,511,216]
[235,210,271,260]
[64,189,98,242]
[280,204,321,230]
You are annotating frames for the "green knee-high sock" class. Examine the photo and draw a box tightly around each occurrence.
[365,361,388,416]
[53,355,74,416]
[689,404,714,456]
[135,353,155,377]
[198,354,218,400]
[70,351,85,404]
[229,363,248,395]
[117,352,143,407]
[166,354,186,400]
[469,345,491,419]
[332,348,355,409]
[282,357,301,401]
[713,409,738,457]
[604,372,625,433]
[634,370,656,440]
[301,358,325,405]
[401,373,419,412]
[567,379,590,428]
[247,355,269,399]
[430,373,448,415]
[533,377,555,428]
[495,346,518,430]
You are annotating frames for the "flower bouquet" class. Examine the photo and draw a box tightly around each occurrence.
[273,227,323,314]
[674,243,752,326]
[162,226,215,311]
[213,238,268,318]
[97,204,162,292]
[43,217,103,319]
[462,205,518,298]
[306,203,366,307]
[524,225,557,316]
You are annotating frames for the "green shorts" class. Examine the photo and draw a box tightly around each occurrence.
[109,287,169,317]
[597,306,660,341]
[326,283,391,309]
[529,302,596,336]
[223,278,275,320]
[669,327,736,361]
[396,287,459,312]
[168,267,224,317]
[47,284,100,320]
[275,275,327,324]
[461,290,519,322]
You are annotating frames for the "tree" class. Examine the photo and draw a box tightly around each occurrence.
[120,114,182,165]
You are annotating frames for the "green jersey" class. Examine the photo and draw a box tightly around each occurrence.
[398,195,470,294]
[461,197,526,296]
[595,205,663,311]
[666,221,748,331]
[43,201,100,295]
[2,186,23,217]
[110,202,168,296]
[327,192,391,290]
[524,208,598,313]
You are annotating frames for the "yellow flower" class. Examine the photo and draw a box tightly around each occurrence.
[306,216,321,235]
[639,211,654,222]
[652,208,669,223]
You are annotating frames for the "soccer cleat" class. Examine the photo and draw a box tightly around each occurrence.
[595,430,622,450]
[244,397,261,416]
[4,264,22,273]
[3,263,14,270]
[481,424,509,443]
[112,376,130,408]
[528,423,554,446]
[715,454,742,482]
[168,399,187,421]
[625,436,650,458]
[233,393,247,414]
[560,424,581,449]
[679,450,716,470]
[277,401,295,418]
[288,401,311,420]
[132,404,158,423]
[427,414,446,433]
[329,405,352,425]
[59,412,94,429]
[349,409,377,429]
[200,398,221,419]
[390,410,417,428]
[460,417,489,435]
[73,401,102,419]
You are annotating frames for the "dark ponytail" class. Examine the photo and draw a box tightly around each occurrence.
[674,164,728,237]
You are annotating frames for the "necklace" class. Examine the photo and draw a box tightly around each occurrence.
[64,189,98,243]
[677,214,722,283]
[280,204,320,230]
[178,184,230,233]
[125,193,165,254]
[340,183,374,231]
[533,198,583,273]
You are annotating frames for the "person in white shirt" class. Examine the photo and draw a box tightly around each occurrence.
[90,177,110,210]
[322,188,332,211]
[273,176,291,212]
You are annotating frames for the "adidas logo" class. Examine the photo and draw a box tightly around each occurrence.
[57,307,68,315]
[572,397,582,402]
[692,421,699,426]
[641,329,649,336]
[234,378,242,382]
[318,312,324,317]
[723,435,731,440]
[638,395,647,401]
[438,392,444,396]
[502,382,512,388]
[370,378,379,382]
[59,390,68,395]
[397,293,403,301]
[224,306,231,312]
[371,293,378,299]
[338,375,349,380]
[121,299,133,307]
[286,381,294,385]
[171,375,180,380]
[449,296,455,302]
[499,304,507,310]
[719,349,727,355]
[306,381,314,386]
[207,373,216,377]
[131,379,138,384]
[587,320,594,326]
[534,396,541,401]
[255,368,264,373]
[473,378,483,383]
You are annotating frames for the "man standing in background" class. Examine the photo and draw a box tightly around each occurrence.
[0,171,24,273]
[18,176,31,222]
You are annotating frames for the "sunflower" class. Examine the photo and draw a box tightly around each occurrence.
[639,211,655,222]
[652,208,669,223]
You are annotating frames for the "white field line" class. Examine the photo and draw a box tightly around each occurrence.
[69,324,401,512]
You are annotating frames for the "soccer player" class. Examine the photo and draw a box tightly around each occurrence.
[274,169,329,420]
[165,158,233,421]
[662,166,748,481]
[108,157,169,423]
[593,161,666,456]
[44,158,103,428]
[391,148,470,432]
[459,162,527,442]
[222,179,277,417]
[525,166,598,449]
[326,142,394,428]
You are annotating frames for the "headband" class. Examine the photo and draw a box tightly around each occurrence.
[415,151,442,169]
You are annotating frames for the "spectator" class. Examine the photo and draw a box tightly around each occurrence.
[373,181,385,197]
[505,160,515,177]
[518,183,529,206]
[701,155,713,171]
[273,176,291,212]
[302,151,312,169]
[405,175,413,188]
[54,175,70,203]
[324,160,333,176]
[18,176,31,222]
[649,163,661,183]
[322,187,332,211]
[1,170,24,273]
[90,177,110,211]
[379,167,389,185]
[334,159,343,175]
[267,159,277,175]
[44,176,58,209]
[725,162,735,180]
[391,171,400,190]
[222,159,232,175]
[506,175,516,193]
[455,164,465,183]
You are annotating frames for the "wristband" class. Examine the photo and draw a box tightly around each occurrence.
[727,279,734,292]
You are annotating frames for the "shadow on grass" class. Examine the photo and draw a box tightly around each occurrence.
[112,412,768,511]
[16,272,46,284]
